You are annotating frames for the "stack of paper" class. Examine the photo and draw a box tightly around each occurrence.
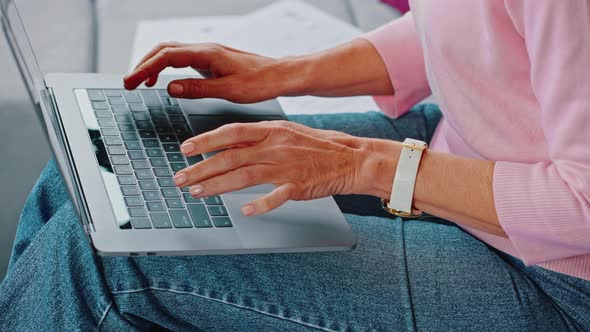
[130,0,380,115]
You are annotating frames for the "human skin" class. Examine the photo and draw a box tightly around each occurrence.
[124,39,506,237]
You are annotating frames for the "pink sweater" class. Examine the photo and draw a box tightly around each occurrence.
[365,1,590,280]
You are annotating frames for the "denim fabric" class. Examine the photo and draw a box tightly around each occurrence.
[1,104,589,331]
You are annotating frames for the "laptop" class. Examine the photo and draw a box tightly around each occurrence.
[0,0,356,256]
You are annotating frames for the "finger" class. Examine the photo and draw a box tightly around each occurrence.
[145,74,159,87]
[241,183,295,216]
[124,46,214,90]
[180,122,273,157]
[133,41,184,71]
[187,164,275,197]
[166,77,236,99]
[174,145,263,187]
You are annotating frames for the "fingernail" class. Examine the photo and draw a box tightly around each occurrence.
[181,142,195,154]
[241,204,255,216]
[174,172,187,186]
[190,185,203,196]
[169,83,184,96]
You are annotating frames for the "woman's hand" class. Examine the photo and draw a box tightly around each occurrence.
[124,39,394,102]
[123,42,301,103]
[173,120,400,216]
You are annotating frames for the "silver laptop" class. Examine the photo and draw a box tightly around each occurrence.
[1,0,356,256]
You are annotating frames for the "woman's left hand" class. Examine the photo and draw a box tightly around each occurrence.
[173,120,398,216]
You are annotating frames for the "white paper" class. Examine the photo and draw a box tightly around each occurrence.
[129,0,379,114]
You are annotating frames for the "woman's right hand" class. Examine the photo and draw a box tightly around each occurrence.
[123,42,303,103]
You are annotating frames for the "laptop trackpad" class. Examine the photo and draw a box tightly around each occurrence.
[187,114,282,194]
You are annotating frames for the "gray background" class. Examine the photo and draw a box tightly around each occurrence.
[0,0,399,279]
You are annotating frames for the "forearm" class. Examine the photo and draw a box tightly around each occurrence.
[361,139,506,237]
[274,38,394,98]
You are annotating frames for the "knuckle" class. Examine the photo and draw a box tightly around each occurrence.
[220,151,237,168]
[240,168,257,185]
[188,79,206,97]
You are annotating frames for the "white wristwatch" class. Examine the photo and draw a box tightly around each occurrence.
[382,138,427,218]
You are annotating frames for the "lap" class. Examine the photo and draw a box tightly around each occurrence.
[3,110,589,331]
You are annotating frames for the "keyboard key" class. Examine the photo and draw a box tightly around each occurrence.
[173,123,190,134]
[148,158,166,168]
[131,218,152,229]
[118,123,135,132]
[181,187,190,193]
[183,193,202,203]
[135,169,154,180]
[114,166,133,175]
[157,178,176,187]
[111,104,130,113]
[142,139,159,148]
[187,204,212,228]
[159,134,176,143]
[151,116,169,126]
[92,101,109,110]
[101,128,119,136]
[157,89,169,98]
[123,90,142,103]
[95,110,112,118]
[165,199,184,209]
[87,89,106,101]
[150,212,173,228]
[167,153,184,163]
[153,168,171,177]
[108,96,126,105]
[187,155,204,166]
[124,197,144,207]
[121,185,140,196]
[111,155,129,165]
[170,210,193,228]
[138,180,157,190]
[118,176,136,185]
[115,114,133,123]
[212,217,233,228]
[156,126,173,134]
[142,191,161,201]
[139,130,156,139]
[168,114,185,122]
[107,146,126,155]
[104,89,123,97]
[161,188,180,198]
[148,108,165,116]
[204,195,223,205]
[128,150,147,160]
[104,136,123,146]
[132,112,150,121]
[129,207,148,217]
[146,148,164,157]
[162,143,180,152]
[135,120,153,130]
[97,118,116,128]
[170,162,187,172]
[121,132,139,141]
[208,205,228,216]
[130,104,148,112]
[131,160,150,169]
[147,201,166,212]
[165,106,182,114]
[140,90,161,107]
[125,142,142,151]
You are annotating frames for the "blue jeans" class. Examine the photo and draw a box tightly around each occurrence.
[1,105,589,331]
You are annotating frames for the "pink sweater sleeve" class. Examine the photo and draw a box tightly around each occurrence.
[363,13,431,118]
[495,1,590,265]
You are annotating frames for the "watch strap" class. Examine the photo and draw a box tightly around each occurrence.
[388,138,427,214]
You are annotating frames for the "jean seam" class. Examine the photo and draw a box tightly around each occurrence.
[112,287,336,331]
[97,301,113,332]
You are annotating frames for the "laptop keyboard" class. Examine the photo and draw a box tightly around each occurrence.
[87,88,233,230]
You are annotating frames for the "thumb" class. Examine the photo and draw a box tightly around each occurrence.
[168,78,233,100]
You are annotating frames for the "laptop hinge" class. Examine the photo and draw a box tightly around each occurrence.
[40,87,96,235]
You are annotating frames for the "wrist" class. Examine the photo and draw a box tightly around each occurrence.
[355,139,401,199]
[270,55,315,97]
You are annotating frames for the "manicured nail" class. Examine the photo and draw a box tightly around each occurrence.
[190,185,203,196]
[181,142,195,154]
[169,83,184,96]
[174,172,187,186]
[241,204,255,216]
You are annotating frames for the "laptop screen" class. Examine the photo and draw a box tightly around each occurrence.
[0,0,46,104]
